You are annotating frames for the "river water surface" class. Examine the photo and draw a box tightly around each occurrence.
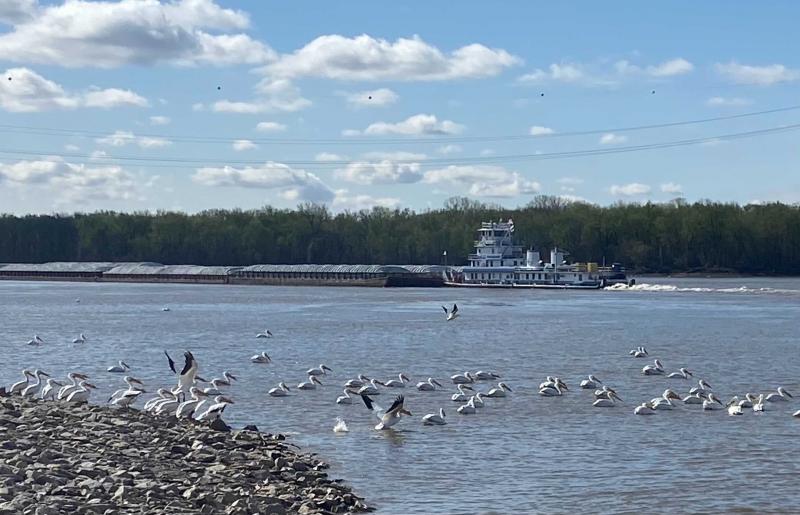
[1,278,799,514]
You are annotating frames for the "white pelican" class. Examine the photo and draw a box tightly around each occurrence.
[26,334,45,346]
[594,386,619,399]
[210,371,237,387]
[176,387,209,418]
[629,346,648,357]
[451,371,475,384]
[766,387,793,402]
[642,359,665,375]
[72,333,87,344]
[702,393,724,411]
[689,379,713,395]
[344,375,371,389]
[65,380,97,403]
[634,402,656,415]
[362,394,412,430]
[57,372,90,400]
[416,378,443,391]
[153,388,182,415]
[650,389,681,410]
[269,382,291,397]
[738,393,757,408]
[107,360,130,373]
[593,390,622,407]
[40,378,64,401]
[112,389,146,408]
[250,352,272,364]
[162,307,170,312]
[9,369,35,395]
[474,370,501,380]
[443,303,459,321]
[298,376,323,390]
[451,384,474,402]
[383,374,410,388]
[539,377,568,391]
[21,370,51,397]
[683,392,707,405]
[164,350,199,401]
[307,364,332,376]
[108,376,145,403]
[357,379,385,396]
[336,389,353,405]
[256,329,273,339]
[793,410,800,418]
[753,394,766,412]
[473,392,487,408]
[457,397,477,415]
[423,408,447,425]
[580,375,602,389]
[143,389,173,412]
[196,396,234,422]
[539,383,565,397]
[487,382,512,398]
[667,368,693,379]
[726,398,743,415]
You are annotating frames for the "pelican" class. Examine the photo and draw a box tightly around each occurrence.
[634,402,656,415]
[451,384,474,402]
[108,376,145,403]
[143,389,173,412]
[738,393,757,408]
[539,377,568,391]
[667,368,693,379]
[21,370,50,397]
[107,360,130,373]
[726,397,743,416]
[580,375,602,389]
[416,378,443,391]
[307,364,332,376]
[474,370,501,380]
[422,408,447,425]
[298,376,323,390]
[336,389,353,405]
[57,372,90,400]
[154,388,182,415]
[702,393,724,411]
[72,333,87,344]
[766,387,793,402]
[9,369,35,395]
[256,329,273,339]
[630,346,648,358]
[362,394,412,430]
[443,303,459,321]
[344,375,371,389]
[40,378,64,401]
[457,397,477,415]
[642,359,664,375]
[793,410,800,418]
[357,379,385,396]
[65,380,97,403]
[250,352,271,364]
[111,389,145,408]
[165,350,199,401]
[539,383,564,397]
[210,371,237,387]
[593,390,623,407]
[176,387,208,418]
[650,389,681,410]
[689,379,713,395]
[162,307,170,312]
[196,396,234,422]
[26,334,45,346]
[383,374,410,388]
[683,392,707,405]
[487,382,512,398]
[473,392,487,408]
[269,382,291,397]
[451,372,475,384]
[753,394,766,412]
[594,386,619,399]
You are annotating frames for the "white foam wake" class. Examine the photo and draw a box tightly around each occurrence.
[605,283,797,294]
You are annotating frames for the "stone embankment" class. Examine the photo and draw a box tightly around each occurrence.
[0,396,370,514]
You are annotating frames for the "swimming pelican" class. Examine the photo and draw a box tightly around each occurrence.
[443,303,459,321]
[250,352,272,364]
[451,384,474,402]
[210,371,237,387]
[383,374,410,388]
[683,392,707,405]
[336,389,353,405]
[766,387,793,402]
[753,394,766,412]
[344,375,371,389]
[162,307,170,312]
[457,397,477,415]
[40,378,64,401]
[107,360,130,373]
[21,370,51,397]
[196,396,234,422]
[298,376,323,390]
[474,370,501,380]
[793,410,800,418]
[539,377,568,391]
[642,359,665,375]
[539,383,565,397]
[738,393,757,408]
[72,333,87,344]
[108,376,145,403]
[629,346,648,357]
[27,334,45,346]
[165,350,199,401]
[634,402,656,415]
[9,369,35,395]
[689,379,713,395]
[451,372,475,384]
[416,378,443,391]
[473,392,487,408]
[580,375,602,389]
[256,329,273,339]
[57,372,90,400]
[487,382,512,398]
[667,368,693,379]
[593,390,622,407]
[361,394,412,430]
[702,393,724,411]
[307,364,332,376]
[176,387,208,418]
[269,382,291,397]
[357,379,385,396]
[594,386,619,399]
[422,408,447,425]
[65,380,97,403]
[725,397,743,415]
[650,389,681,410]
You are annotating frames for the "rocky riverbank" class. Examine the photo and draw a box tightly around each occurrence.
[0,396,371,514]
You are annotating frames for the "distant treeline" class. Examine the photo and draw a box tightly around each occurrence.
[2,196,800,274]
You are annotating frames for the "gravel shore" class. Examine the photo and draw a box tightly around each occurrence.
[0,396,371,514]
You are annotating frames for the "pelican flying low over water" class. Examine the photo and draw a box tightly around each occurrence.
[362,394,412,430]
[443,303,459,321]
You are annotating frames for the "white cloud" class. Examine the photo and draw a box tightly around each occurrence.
[346,88,398,108]
[479,149,494,156]
[715,61,800,85]
[332,190,401,211]
[519,63,584,84]
[559,194,588,203]
[557,177,584,186]
[660,182,683,194]
[149,115,171,125]
[1,67,147,112]
[315,152,347,162]
[232,139,257,151]
[192,102,205,111]
[529,125,554,136]
[96,130,171,149]
[706,96,751,107]
[341,129,361,137]
[255,121,286,132]
[610,182,651,196]
[0,0,37,24]
[192,161,334,203]
[335,160,422,185]
[599,133,627,145]
[437,144,462,155]
[263,34,519,81]
[64,144,80,152]
[89,150,109,160]
[354,114,463,136]
[212,78,310,114]
[0,0,275,67]
[423,165,540,198]
[615,58,694,77]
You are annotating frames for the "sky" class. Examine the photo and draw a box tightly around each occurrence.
[1,0,799,214]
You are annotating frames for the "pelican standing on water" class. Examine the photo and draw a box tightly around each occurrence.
[422,408,447,425]
[443,304,459,321]
[362,394,412,430]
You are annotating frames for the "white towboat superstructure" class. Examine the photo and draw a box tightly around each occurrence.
[450,220,631,289]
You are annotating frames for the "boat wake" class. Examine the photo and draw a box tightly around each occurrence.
[604,283,799,294]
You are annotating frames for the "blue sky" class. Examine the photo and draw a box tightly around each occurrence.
[1,1,799,214]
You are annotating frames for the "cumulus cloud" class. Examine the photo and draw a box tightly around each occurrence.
[96,130,171,149]
[660,182,682,194]
[557,176,583,193]
[346,88,398,108]
[212,78,310,114]
[518,63,584,84]
[255,121,286,132]
[0,0,37,24]
[263,34,519,81]
[706,96,751,107]
[315,152,347,162]
[332,190,401,211]
[232,139,257,151]
[529,126,554,136]
[335,160,422,185]
[423,165,540,198]
[610,182,651,196]
[615,58,694,77]
[149,115,171,125]
[715,61,799,85]
[437,144,462,155]
[192,161,334,203]
[1,67,148,112]
[599,133,627,145]
[0,0,275,67]
[350,114,463,136]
